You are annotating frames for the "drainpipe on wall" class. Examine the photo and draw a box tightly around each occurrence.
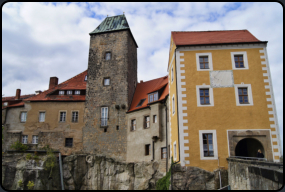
[164,99,168,172]
[58,153,64,190]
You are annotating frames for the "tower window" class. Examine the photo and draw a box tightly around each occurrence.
[65,138,73,147]
[105,52,111,60]
[103,78,110,86]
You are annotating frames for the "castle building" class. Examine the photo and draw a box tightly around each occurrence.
[2,15,281,173]
[168,30,282,171]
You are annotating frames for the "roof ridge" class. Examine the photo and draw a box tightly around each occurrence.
[172,29,248,33]
[139,75,168,84]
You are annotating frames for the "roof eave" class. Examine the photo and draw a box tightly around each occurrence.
[175,41,268,47]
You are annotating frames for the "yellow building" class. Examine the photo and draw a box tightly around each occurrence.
[168,30,282,171]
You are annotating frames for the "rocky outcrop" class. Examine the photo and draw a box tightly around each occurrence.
[2,152,166,190]
[171,164,228,190]
[63,154,165,190]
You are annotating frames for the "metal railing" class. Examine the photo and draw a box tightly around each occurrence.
[230,156,267,161]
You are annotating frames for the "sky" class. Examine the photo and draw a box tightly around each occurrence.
[2,2,283,153]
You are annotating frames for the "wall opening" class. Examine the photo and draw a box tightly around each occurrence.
[235,138,265,158]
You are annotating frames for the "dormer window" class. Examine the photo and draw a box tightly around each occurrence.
[136,99,146,107]
[3,102,8,106]
[148,92,158,103]
[75,90,80,95]
[105,52,111,60]
[67,90,72,95]
[59,91,64,95]
[85,75,87,81]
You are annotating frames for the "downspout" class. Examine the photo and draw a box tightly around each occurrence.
[164,99,168,172]
[171,47,181,190]
[58,153,64,190]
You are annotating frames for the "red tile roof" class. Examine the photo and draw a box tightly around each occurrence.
[128,76,168,112]
[171,30,264,46]
[2,94,35,101]
[6,102,25,108]
[25,70,87,101]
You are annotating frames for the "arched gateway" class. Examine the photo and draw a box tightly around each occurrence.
[235,138,265,158]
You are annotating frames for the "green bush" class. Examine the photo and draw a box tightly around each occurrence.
[18,179,23,187]
[33,155,40,161]
[156,169,171,190]
[11,141,29,151]
[27,181,34,190]
[26,153,32,160]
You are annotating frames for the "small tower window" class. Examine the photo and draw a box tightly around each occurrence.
[105,52,111,60]
[104,78,110,86]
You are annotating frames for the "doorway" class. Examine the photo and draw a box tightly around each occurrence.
[235,138,265,158]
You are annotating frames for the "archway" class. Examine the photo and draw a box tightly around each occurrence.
[235,138,265,158]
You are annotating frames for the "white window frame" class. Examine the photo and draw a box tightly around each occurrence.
[59,111,66,122]
[22,135,28,144]
[59,90,64,95]
[101,107,108,126]
[173,141,177,161]
[196,53,213,71]
[39,112,45,122]
[231,51,249,70]
[71,111,79,123]
[131,119,136,131]
[199,130,218,160]
[172,95,175,115]
[171,66,174,83]
[67,90,72,95]
[153,115,157,123]
[234,84,253,106]
[75,90,80,95]
[32,135,38,144]
[20,111,27,122]
[196,85,214,107]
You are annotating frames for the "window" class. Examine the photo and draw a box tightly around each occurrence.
[161,147,167,159]
[174,141,177,161]
[20,112,27,122]
[196,53,213,71]
[153,115,157,123]
[84,75,87,81]
[136,99,146,107]
[72,111,78,122]
[199,89,210,105]
[199,130,218,160]
[144,116,150,128]
[199,56,209,69]
[103,78,110,86]
[59,90,64,95]
[59,112,66,122]
[105,52,111,60]
[145,144,151,156]
[202,133,214,157]
[196,85,214,107]
[172,96,175,114]
[32,135,38,144]
[234,84,253,106]
[39,112,45,122]
[116,126,119,130]
[231,51,249,70]
[65,138,73,147]
[22,135,28,144]
[148,92,158,103]
[3,102,8,106]
[238,88,248,104]
[75,90,80,95]
[101,107,108,126]
[67,90,72,95]
[171,67,174,82]
[131,119,136,131]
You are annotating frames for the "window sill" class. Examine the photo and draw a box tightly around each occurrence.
[144,127,150,129]
[100,126,108,128]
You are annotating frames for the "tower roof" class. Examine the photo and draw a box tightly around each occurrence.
[90,14,130,34]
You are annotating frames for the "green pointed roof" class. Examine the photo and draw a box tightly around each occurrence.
[90,14,130,34]
[89,14,138,47]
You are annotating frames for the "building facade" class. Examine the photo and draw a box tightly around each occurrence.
[168,30,282,171]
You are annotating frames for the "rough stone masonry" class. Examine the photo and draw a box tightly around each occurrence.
[82,30,137,161]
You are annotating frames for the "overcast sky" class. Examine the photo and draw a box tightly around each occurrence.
[2,2,283,153]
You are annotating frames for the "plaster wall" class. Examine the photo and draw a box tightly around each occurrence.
[176,46,278,171]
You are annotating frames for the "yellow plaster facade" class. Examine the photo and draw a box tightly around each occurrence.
[168,39,281,171]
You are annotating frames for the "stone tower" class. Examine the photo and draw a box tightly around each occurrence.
[83,14,138,161]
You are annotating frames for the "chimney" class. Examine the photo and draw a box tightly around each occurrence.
[15,89,21,100]
[49,77,58,89]
[140,80,143,83]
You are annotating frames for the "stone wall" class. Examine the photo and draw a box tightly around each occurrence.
[83,30,137,161]
[2,131,21,152]
[227,157,283,190]
[171,164,228,190]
